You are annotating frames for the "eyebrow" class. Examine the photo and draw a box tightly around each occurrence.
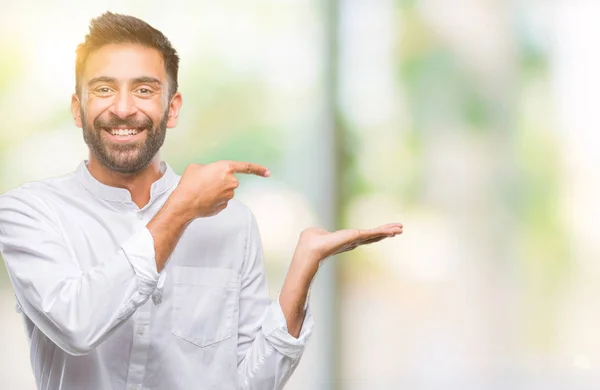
[87,76,162,86]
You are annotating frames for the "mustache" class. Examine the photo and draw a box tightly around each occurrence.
[93,115,153,130]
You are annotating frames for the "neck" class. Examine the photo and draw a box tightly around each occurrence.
[86,154,163,208]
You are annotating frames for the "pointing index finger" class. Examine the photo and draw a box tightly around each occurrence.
[229,161,271,177]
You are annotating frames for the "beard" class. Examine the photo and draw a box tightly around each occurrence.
[82,108,168,175]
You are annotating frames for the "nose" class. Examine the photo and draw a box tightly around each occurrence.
[109,91,138,119]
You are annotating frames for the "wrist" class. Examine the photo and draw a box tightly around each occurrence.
[286,248,319,289]
[163,193,196,226]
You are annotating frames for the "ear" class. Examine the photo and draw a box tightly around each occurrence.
[166,92,182,129]
[71,94,83,128]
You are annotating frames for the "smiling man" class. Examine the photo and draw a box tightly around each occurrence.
[0,12,403,390]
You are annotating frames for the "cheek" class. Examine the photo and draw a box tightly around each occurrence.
[84,98,112,121]
[138,100,167,123]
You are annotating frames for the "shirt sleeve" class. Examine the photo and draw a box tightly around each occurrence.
[236,208,314,390]
[0,189,160,356]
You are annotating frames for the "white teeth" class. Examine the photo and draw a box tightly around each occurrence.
[110,128,139,136]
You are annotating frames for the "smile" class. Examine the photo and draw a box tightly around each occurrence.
[103,127,146,141]
[107,128,142,136]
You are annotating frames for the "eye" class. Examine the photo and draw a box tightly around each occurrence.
[136,88,154,95]
[94,87,114,96]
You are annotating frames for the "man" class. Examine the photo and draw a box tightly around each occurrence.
[0,12,403,390]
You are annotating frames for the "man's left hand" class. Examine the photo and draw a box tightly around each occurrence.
[292,222,404,277]
[280,222,403,337]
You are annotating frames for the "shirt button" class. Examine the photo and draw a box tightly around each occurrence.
[130,386,138,390]
[137,325,146,335]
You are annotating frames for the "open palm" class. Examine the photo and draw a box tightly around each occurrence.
[299,223,403,261]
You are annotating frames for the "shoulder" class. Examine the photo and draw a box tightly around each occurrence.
[211,198,257,235]
[226,199,254,222]
[0,172,75,217]
[185,199,260,246]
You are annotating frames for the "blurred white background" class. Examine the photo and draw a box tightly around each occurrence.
[1,0,600,389]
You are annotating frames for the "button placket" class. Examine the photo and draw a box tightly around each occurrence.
[124,301,152,389]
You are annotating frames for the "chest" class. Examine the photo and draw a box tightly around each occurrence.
[54,202,248,272]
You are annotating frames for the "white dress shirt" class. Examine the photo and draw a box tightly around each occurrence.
[0,161,313,390]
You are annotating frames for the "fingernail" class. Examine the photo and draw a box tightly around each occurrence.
[264,170,271,177]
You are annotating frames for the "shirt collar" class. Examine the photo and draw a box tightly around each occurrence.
[75,160,178,204]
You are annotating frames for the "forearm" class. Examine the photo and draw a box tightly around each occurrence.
[13,183,201,352]
[146,191,195,272]
[3,229,158,355]
[279,248,318,338]
[237,290,313,389]
[237,332,303,390]
[236,211,314,388]
[0,193,163,355]
[6,213,183,355]
[13,255,143,355]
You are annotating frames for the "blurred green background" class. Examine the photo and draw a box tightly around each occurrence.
[1,1,598,389]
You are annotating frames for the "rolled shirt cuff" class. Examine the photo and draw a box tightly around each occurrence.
[121,226,159,296]
[261,295,314,360]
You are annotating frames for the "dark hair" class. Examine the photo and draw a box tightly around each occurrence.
[75,12,179,98]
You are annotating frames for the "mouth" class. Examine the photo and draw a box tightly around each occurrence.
[103,127,146,142]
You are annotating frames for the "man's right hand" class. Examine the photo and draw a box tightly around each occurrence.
[148,160,270,271]
[171,160,270,219]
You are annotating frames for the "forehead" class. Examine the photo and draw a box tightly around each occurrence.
[82,43,166,84]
